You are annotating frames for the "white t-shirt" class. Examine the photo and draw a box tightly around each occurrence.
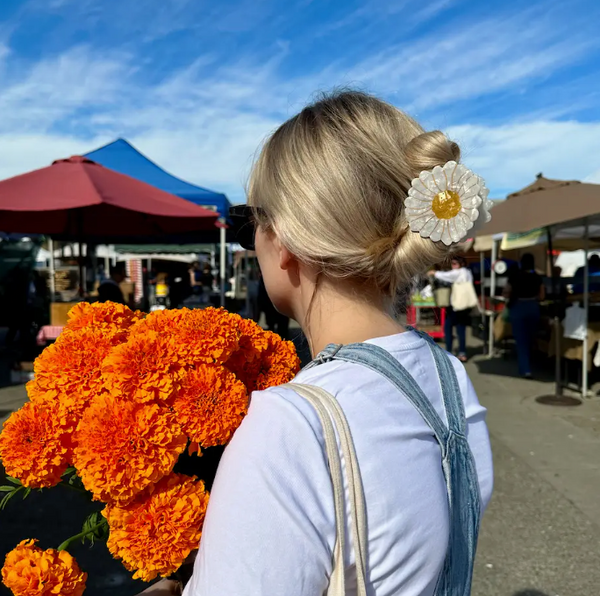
[433,266,473,285]
[183,331,493,596]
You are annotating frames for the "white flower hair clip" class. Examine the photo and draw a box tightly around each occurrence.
[404,161,492,246]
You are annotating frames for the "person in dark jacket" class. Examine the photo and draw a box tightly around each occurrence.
[97,264,126,304]
[504,253,544,378]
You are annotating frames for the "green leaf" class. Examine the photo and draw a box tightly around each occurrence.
[0,486,22,510]
[0,486,15,492]
[61,467,76,478]
[22,487,31,500]
[80,512,108,546]
[5,477,22,486]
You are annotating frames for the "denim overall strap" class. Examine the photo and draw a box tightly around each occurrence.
[408,327,467,435]
[308,337,481,596]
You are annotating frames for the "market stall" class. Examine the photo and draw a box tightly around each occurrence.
[0,155,220,346]
[477,175,600,403]
[84,139,233,306]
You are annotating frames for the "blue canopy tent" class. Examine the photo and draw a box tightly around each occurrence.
[84,138,231,220]
[84,138,234,304]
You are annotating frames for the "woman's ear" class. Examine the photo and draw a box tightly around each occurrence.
[274,235,294,271]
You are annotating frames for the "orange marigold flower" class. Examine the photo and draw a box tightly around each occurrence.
[25,380,80,435]
[0,401,72,488]
[254,332,301,391]
[102,331,181,403]
[104,473,209,582]
[131,308,251,366]
[32,328,122,417]
[73,395,186,505]
[65,301,139,337]
[228,330,300,393]
[144,307,240,366]
[2,539,87,596]
[129,308,183,336]
[228,317,270,366]
[173,365,249,449]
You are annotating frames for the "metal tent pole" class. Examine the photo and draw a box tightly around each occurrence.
[537,226,582,406]
[219,221,226,307]
[480,249,486,353]
[487,238,498,358]
[78,242,85,296]
[49,238,56,298]
[582,219,590,397]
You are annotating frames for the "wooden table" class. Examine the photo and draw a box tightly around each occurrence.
[547,322,600,369]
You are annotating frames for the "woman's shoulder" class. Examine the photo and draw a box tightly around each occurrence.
[247,330,484,434]
[246,359,351,439]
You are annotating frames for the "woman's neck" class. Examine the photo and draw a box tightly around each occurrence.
[297,280,405,356]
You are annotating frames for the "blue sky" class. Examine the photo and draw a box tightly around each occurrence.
[0,0,599,202]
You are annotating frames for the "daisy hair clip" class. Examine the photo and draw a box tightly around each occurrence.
[404,161,492,246]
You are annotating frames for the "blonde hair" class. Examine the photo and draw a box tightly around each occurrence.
[248,90,460,296]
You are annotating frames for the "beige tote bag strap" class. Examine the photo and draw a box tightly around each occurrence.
[288,383,368,596]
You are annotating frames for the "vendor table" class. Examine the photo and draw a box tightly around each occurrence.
[36,326,64,346]
[406,305,446,339]
[548,322,600,370]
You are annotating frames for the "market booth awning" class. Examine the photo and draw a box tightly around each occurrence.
[0,156,219,240]
[84,139,231,218]
[477,175,600,236]
[474,174,600,405]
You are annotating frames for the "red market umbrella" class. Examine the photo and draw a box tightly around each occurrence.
[0,156,220,239]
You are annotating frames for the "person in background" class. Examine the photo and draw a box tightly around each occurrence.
[200,263,214,303]
[189,262,203,295]
[504,253,544,379]
[430,256,473,363]
[154,272,170,308]
[258,276,290,339]
[574,254,600,279]
[573,254,600,294]
[97,264,126,304]
[201,263,214,291]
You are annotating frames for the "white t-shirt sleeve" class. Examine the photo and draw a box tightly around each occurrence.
[183,387,334,596]
[434,267,473,285]
[434,269,462,284]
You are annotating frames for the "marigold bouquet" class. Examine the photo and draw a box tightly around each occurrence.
[0,303,300,594]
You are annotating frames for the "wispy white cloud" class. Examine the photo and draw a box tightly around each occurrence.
[448,120,600,196]
[346,8,599,112]
[0,46,130,134]
[585,168,600,184]
[0,0,598,205]
[412,0,458,24]
[0,133,108,181]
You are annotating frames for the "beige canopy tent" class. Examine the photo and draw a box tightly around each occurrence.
[475,175,600,404]
[478,174,600,236]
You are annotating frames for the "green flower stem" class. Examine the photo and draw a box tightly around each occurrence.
[57,519,107,552]
[59,481,88,494]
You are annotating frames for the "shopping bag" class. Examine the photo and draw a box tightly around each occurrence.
[451,281,479,311]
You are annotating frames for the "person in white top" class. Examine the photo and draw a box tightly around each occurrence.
[143,91,493,596]
[430,256,475,363]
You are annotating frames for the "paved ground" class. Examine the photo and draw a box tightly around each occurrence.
[1,333,599,595]
[468,348,600,596]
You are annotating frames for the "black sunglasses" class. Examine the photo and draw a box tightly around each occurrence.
[229,205,265,251]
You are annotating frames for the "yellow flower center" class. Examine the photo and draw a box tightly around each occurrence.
[431,190,461,219]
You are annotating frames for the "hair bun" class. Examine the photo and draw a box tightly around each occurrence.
[403,130,460,176]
